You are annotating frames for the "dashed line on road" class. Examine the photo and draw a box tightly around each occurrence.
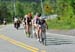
[0,35,46,52]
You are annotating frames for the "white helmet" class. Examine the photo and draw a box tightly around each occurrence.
[24,15,28,18]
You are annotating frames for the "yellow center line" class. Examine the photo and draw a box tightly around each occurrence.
[0,35,46,52]
[0,35,39,52]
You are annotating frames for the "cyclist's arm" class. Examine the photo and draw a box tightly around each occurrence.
[32,19,34,25]
[45,21,48,29]
[25,17,28,25]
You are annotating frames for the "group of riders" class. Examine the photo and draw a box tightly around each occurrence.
[14,12,48,44]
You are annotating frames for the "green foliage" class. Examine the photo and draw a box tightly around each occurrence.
[16,1,24,16]
[0,0,75,29]
[0,2,11,22]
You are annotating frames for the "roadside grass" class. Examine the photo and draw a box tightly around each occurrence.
[46,16,75,30]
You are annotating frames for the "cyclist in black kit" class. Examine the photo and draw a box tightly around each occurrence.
[25,13,32,37]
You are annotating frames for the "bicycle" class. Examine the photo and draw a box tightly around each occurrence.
[38,26,47,45]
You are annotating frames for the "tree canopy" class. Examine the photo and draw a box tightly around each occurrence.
[0,0,75,29]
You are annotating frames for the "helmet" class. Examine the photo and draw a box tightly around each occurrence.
[35,13,41,17]
[28,13,32,17]
[24,15,28,18]
[37,13,41,17]
[40,16,45,20]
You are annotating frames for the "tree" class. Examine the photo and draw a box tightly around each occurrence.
[31,2,41,14]
[71,0,75,14]
[16,1,24,17]
[0,2,9,21]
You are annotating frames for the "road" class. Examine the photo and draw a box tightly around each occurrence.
[0,24,75,52]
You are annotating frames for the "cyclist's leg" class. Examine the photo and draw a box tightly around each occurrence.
[29,24,32,37]
[36,25,42,41]
[24,22,26,29]
[14,22,16,28]
[17,23,20,28]
[39,27,42,42]
[35,26,37,38]
[25,24,28,35]
[32,24,36,38]
[27,25,29,32]
[36,25,40,40]
[24,25,27,36]
[15,22,17,28]
[33,24,38,38]
[42,29,46,44]
[16,22,20,30]
[26,24,31,37]
[22,21,25,28]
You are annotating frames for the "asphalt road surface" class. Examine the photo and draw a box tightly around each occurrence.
[0,24,75,52]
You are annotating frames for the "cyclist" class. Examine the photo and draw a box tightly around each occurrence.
[39,17,48,42]
[32,13,39,38]
[3,18,7,25]
[14,17,18,28]
[16,18,21,30]
[34,13,48,42]
[32,13,41,40]
[25,13,32,37]
[23,15,27,28]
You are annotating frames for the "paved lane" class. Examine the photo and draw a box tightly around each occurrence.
[0,24,75,52]
[0,39,30,52]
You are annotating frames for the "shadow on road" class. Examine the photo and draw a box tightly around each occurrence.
[45,37,75,46]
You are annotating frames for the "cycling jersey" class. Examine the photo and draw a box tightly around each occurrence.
[36,18,45,25]
[36,18,46,31]
[26,16,32,25]
[40,19,45,25]
[14,18,18,23]
[36,18,41,25]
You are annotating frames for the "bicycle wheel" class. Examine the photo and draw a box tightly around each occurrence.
[28,25,32,38]
[41,30,46,45]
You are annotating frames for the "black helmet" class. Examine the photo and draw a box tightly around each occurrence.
[37,13,41,17]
